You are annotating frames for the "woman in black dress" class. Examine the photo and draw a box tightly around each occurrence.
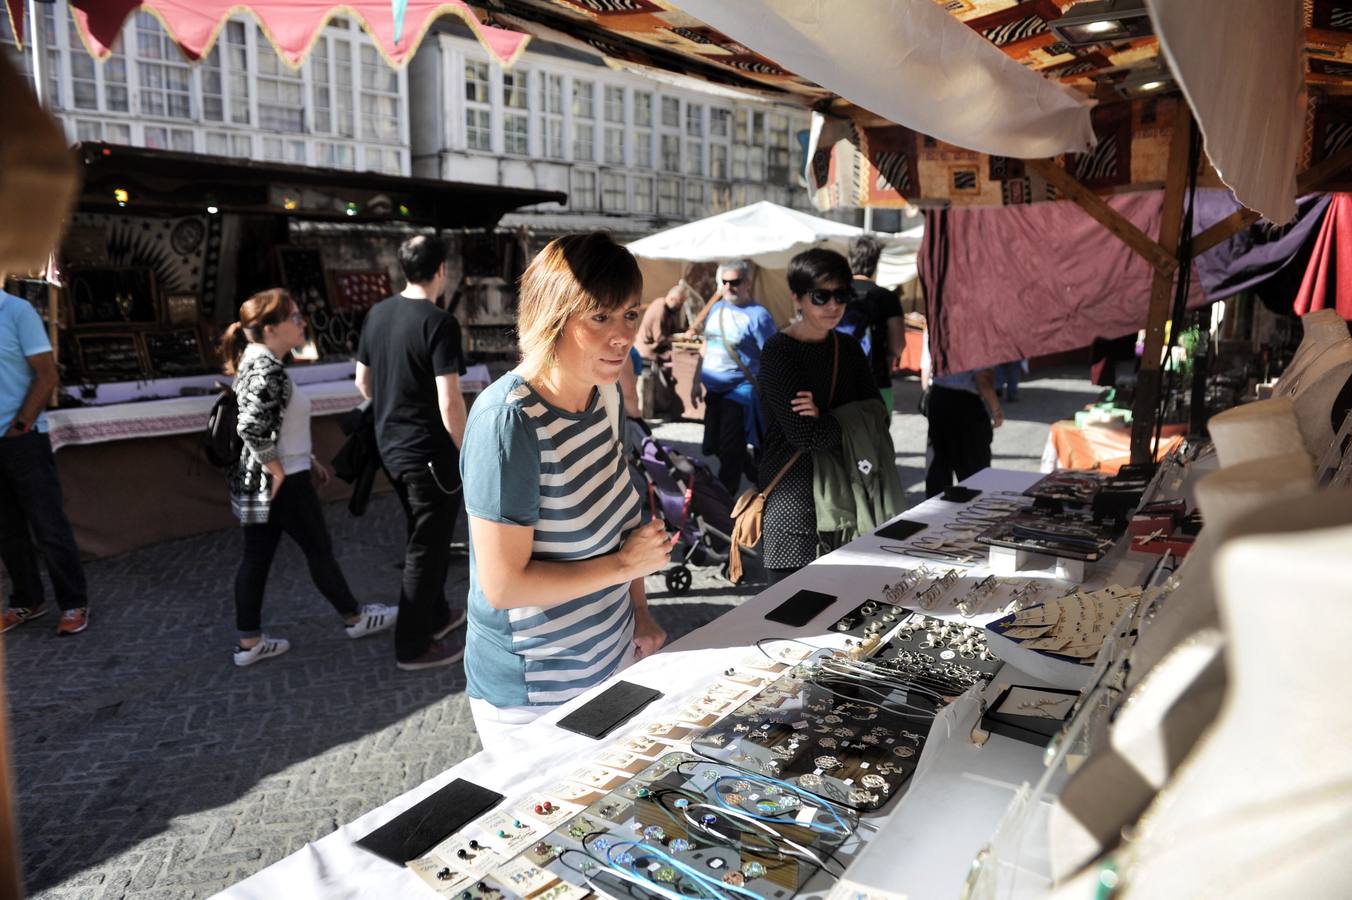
[758,249,882,582]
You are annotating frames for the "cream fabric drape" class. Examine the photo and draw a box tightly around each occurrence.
[1148,0,1304,223]
[667,0,1095,158]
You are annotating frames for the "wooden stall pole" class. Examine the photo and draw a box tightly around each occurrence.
[1129,109,1195,465]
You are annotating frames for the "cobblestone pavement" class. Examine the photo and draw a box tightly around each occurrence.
[6,369,1099,898]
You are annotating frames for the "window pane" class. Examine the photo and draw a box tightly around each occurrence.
[137,11,194,124]
[602,173,626,212]
[711,108,730,138]
[104,123,131,144]
[505,114,529,155]
[710,144,728,180]
[657,177,681,216]
[257,37,305,132]
[464,61,490,102]
[635,132,652,169]
[632,176,653,214]
[466,108,491,151]
[660,134,680,173]
[605,127,624,165]
[605,86,624,123]
[686,141,703,176]
[634,92,652,127]
[503,71,528,109]
[572,80,594,119]
[660,96,679,128]
[573,121,594,162]
[686,104,703,136]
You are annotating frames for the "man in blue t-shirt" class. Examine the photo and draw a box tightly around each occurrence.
[0,290,89,635]
[689,260,778,495]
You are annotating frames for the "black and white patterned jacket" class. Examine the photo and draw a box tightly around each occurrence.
[227,343,292,525]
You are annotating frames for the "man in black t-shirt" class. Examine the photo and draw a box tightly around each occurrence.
[356,234,467,670]
[841,235,905,413]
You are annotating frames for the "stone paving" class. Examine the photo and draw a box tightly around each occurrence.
[4,369,1100,898]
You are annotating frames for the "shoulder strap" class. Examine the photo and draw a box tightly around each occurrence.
[829,331,839,407]
[718,304,759,394]
[761,450,802,499]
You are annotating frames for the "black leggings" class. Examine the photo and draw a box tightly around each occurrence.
[234,473,359,636]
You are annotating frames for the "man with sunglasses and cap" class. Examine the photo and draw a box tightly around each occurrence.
[689,259,777,496]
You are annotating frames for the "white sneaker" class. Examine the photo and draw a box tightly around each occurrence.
[345,604,398,640]
[233,635,291,667]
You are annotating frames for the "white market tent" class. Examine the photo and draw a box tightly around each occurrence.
[627,201,920,326]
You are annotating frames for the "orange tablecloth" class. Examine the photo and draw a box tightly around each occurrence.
[1046,420,1187,474]
[897,327,924,374]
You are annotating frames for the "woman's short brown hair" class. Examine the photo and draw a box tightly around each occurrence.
[516,232,642,374]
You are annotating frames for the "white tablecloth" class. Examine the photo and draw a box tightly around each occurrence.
[46,380,364,452]
[221,468,1141,900]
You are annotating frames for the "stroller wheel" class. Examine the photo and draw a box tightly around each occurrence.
[664,565,693,595]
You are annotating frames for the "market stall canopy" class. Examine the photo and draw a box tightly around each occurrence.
[626,201,916,325]
[75,143,564,230]
[1147,0,1304,224]
[627,201,867,269]
[3,0,530,68]
[669,0,1094,159]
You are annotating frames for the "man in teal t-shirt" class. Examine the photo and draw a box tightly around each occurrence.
[689,260,777,495]
[0,291,89,635]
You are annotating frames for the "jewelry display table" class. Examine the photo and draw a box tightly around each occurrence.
[221,468,1153,900]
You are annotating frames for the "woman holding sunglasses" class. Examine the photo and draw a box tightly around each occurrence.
[756,249,884,583]
[221,289,394,667]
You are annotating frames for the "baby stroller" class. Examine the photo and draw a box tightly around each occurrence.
[630,430,745,594]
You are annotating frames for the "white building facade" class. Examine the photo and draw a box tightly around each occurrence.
[408,28,818,230]
[2,5,410,175]
[3,10,823,231]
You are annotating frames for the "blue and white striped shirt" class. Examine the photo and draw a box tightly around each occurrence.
[461,373,641,707]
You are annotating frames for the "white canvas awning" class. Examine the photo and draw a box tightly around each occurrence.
[627,201,868,268]
[668,0,1095,159]
[627,201,919,324]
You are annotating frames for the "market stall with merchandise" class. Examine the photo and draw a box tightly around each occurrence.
[206,1,1352,896]
[1,143,560,556]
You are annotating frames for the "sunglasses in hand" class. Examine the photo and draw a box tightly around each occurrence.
[807,287,853,306]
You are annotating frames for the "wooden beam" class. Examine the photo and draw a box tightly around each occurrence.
[1192,208,1262,256]
[1297,142,1352,194]
[1130,109,1195,465]
[1027,158,1178,277]
[1185,143,1352,257]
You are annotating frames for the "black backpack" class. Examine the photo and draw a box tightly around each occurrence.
[203,384,243,468]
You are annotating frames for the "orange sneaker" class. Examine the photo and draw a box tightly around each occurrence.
[0,606,48,634]
[56,608,89,636]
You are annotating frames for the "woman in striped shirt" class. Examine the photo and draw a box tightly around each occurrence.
[459,232,672,751]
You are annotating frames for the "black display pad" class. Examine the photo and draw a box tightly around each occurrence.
[356,778,504,865]
[692,653,933,812]
[556,680,663,740]
[873,614,1003,683]
[765,590,837,628]
[872,518,929,541]
[940,485,982,503]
